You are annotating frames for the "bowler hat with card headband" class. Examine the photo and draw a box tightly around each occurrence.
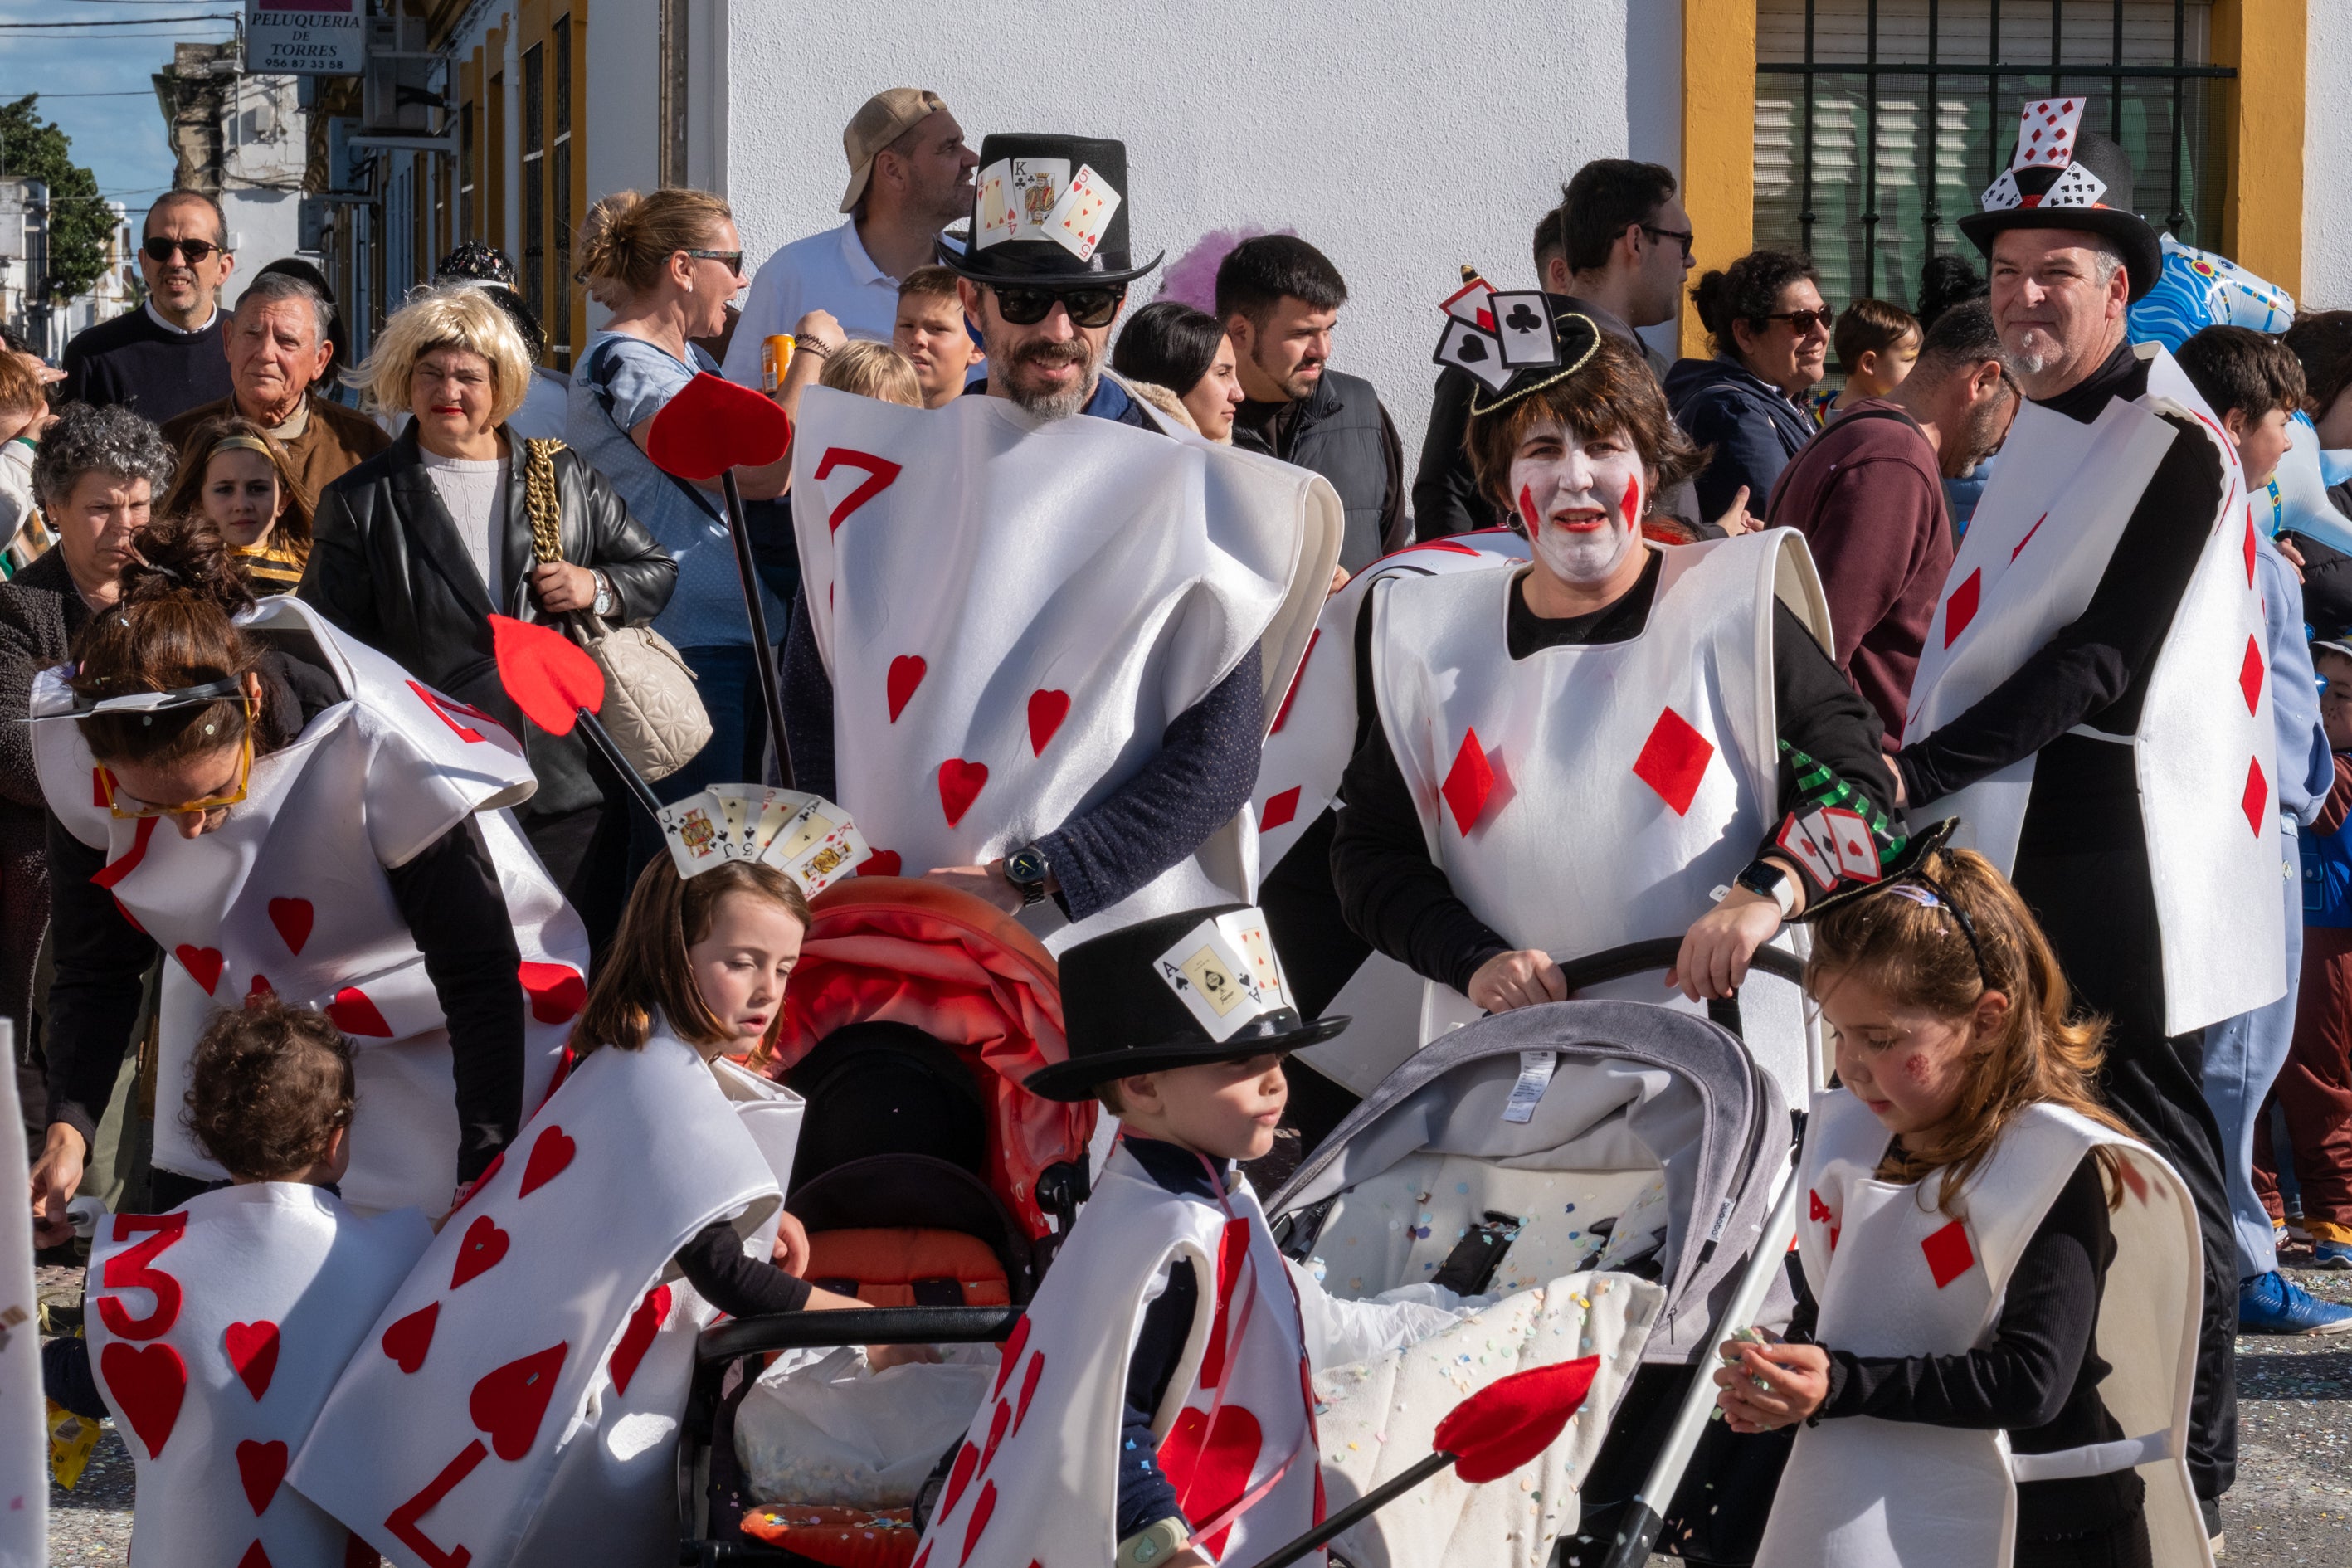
[434,241,544,359]
[1956,97,2165,303]
[839,88,952,215]
[937,133,1164,289]
[1428,272,1607,419]
[1023,904,1347,1101]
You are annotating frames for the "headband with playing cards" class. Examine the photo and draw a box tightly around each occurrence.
[1956,99,2163,304]
[1023,903,1348,1100]
[1786,816,1962,923]
[1429,268,1605,417]
[942,132,1164,286]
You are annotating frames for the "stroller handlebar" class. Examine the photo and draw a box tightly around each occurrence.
[698,1304,1023,1362]
[1547,937,1807,994]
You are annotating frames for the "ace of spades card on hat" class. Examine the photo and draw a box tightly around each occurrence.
[1154,910,1295,1041]
[1434,316,1513,393]
[1489,290,1561,369]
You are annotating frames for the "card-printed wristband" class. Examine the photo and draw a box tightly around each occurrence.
[1117,1518,1191,1568]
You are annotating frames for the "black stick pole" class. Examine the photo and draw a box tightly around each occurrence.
[718,467,795,789]
[1239,1449,1457,1568]
[574,707,665,821]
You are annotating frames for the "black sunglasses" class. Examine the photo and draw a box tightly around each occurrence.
[989,284,1125,329]
[684,248,746,277]
[1760,306,1837,335]
[143,236,222,265]
[1639,224,1695,258]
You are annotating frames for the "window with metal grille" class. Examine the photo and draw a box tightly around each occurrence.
[523,41,546,337]
[553,15,573,370]
[1755,0,2233,315]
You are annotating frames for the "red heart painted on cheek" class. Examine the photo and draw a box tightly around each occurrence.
[517,1124,576,1198]
[174,945,225,995]
[518,961,587,1025]
[887,655,926,722]
[268,897,314,954]
[236,1438,288,1515]
[100,1340,187,1458]
[224,1319,280,1400]
[449,1214,511,1288]
[1518,482,1541,533]
[937,760,988,828]
[1026,690,1070,757]
[326,987,393,1038]
[380,1302,439,1373]
[469,1341,570,1460]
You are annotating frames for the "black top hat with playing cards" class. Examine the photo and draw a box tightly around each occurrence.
[1957,98,2164,303]
[1429,270,1606,417]
[940,134,1164,287]
[1023,904,1348,1101]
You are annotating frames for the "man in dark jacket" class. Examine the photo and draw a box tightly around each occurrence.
[59,192,236,424]
[1217,235,1405,573]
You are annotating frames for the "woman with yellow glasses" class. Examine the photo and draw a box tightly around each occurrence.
[24,515,592,1241]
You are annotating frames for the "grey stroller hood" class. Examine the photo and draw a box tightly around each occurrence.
[1267,998,1789,1362]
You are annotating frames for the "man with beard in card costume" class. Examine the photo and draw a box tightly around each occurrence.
[1892,100,2286,1535]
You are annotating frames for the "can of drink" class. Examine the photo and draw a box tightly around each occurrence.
[761,334,796,392]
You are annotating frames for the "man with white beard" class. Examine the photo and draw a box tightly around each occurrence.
[1332,307,1894,1027]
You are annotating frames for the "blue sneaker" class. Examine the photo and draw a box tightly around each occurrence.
[2315,1239,2352,1270]
[2239,1270,2352,1333]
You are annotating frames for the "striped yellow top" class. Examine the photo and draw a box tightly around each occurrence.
[236,540,308,594]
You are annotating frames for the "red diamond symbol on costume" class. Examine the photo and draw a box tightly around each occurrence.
[2239,635,2265,716]
[1440,728,1495,835]
[2243,756,2269,836]
[1632,708,1715,816]
[1259,786,1301,833]
[2245,509,2260,587]
[1942,569,1982,649]
[1921,1219,1976,1288]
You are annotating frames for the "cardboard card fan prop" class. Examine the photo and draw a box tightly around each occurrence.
[492,613,867,897]
[1429,274,1602,416]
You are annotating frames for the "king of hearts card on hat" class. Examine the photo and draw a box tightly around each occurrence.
[789,383,1341,952]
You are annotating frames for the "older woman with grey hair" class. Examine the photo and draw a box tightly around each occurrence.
[0,403,178,1118]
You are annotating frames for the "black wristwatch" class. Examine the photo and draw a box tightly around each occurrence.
[1005,844,1051,907]
[1734,858,1798,918]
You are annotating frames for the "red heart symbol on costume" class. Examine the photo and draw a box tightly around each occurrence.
[238,1543,274,1568]
[937,1440,980,1518]
[1026,690,1071,757]
[450,1214,511,1288]
[937,760,988,828]
[1157,1403,1264,1559]
[246,974,275,1003]
[100,1340,187,1458]
[645,372,793,480]
[173,944,225,996]
[469,1341,570,1461]
[1011,1350,1045,1435]
[236,1438,289,1516]
[607,1283,673,1396]
[887,655,926,723]
[975,1396,1013,1478]
[855,850,902,878]
[326,986,394,1038]
[267,898,314,955]
[224,1319,280,1400]
[517,1124,577,1199]
[991,1313,1032,1400]
[489,612,605,735]
[519,961,587,1025]
[380,1302,439,1373]
[959,1479,998,1565]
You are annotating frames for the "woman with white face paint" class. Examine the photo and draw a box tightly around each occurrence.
[1331,317,1898,1045]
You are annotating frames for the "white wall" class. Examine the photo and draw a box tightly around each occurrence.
[718,0,1675,460]
[585,0,660,209]
[2304,3,2352,309]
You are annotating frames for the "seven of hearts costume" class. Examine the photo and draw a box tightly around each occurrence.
[1755,1090,2208,1568]
[289,1021,801,1568]
[32,594,587,1215]
[84,1186,434,1567]
[788,383,1340,949]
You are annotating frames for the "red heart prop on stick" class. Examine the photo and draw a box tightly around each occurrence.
[518,1124,577,1198]
[268,897,314,955]
[646,372,793,480]
[174,944,225,996]
[381,1303,439,1373]
[225,1319,280,1400]
[607,1283,673,1396]
[1026,690,1070,757]
[327,986,394,1038]
[450,1214,511,1288]
[236,1438,289,1515]
[887,656,926,723]
[489,613,605,735]
[937,760,988,827]
[519,961,587,1025]
[1434,1353,1600,1482]
[100,1340,187,1458]
[470,1341,570,1460]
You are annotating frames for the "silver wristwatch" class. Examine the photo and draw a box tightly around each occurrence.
[591,572,616,619]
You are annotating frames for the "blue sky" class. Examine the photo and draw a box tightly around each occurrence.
[0,0,241,235]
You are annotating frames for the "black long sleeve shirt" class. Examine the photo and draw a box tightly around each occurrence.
[44,654,528,1186]
[1790,1152,2145,1542]
[674,1220,815,1316]
[1331,552,1890,992]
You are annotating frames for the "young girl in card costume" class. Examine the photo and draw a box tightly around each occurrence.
[290,850,877,1568]
[1720,839,2208,1568]
[25,518,583,1236]
[919,905,1465,1568]
[61,997,433,1568]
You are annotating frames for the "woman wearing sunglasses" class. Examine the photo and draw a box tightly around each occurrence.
[23,514,588,1245]
[1664,248,1832,523]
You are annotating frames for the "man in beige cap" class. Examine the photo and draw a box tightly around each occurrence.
[721,88,978,383]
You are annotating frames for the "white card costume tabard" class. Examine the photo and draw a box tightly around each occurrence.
[1902,343,2281,1034]
[0,1051,43,1566]
[1755,1091,2208,1568]
[31,595,587,1215]
[791,385,1341,950]
[84,1185,433,1568]
[1370,531,1831,1093]
[288,1025,790,1568]
[914,1143,1319,1567]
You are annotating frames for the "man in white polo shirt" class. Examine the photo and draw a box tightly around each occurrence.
[721,88,978,377]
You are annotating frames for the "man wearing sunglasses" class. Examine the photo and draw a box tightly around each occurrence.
[60,191,236,424]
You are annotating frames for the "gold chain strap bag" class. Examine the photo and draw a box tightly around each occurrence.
[523,437,712,782]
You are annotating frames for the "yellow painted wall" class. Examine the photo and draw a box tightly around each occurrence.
[2213,0,2306,299]
[1681,0,1757,359]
